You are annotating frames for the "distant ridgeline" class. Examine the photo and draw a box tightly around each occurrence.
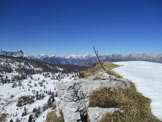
[0,49,24,57]
[1,50,162,66]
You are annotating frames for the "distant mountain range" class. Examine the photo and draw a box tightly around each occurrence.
[1,49,162,66]
[0,49,25,57]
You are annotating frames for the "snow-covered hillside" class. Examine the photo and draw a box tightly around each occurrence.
[114,61,162,120]
[1,55,162,121]
[0,55,82,122]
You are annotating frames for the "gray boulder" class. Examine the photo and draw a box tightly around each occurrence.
[88,107,122,122]
[56,72,130,122]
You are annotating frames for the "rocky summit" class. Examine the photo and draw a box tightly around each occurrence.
[55,72,130,122]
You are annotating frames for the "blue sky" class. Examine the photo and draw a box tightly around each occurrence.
[0,0,162,55]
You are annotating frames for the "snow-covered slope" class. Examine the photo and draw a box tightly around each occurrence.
[0,55,82,122]
[114,61,162,120]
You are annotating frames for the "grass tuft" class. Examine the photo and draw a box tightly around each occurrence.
[92,76,102,80]
[89,83,161,122]
[46,110,64,122]
[80,62,119,78]
[0,114,7,122]
[107,70,123,78]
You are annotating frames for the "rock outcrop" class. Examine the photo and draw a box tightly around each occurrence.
[56,72,131,122]
[88,107,122,122]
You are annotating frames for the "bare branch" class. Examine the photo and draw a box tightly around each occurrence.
[93,47,106,71]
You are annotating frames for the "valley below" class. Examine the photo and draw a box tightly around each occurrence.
[0,55,162,122]
[0,55,85,122]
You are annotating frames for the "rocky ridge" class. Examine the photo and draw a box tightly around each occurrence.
[55,72,131,122]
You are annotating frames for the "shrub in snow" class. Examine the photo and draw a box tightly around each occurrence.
[47,95,55,108]
[0,65,13,73]
[38,81,43,87]
[18,80,22,86]
[12,82,17,88]
[10,119,13,122]
[34,106,41,118]
[22,107,27,116]
[32,107,38,113]
[17,96,34,107]
[43,103,48,111]
[10,94,14,98]
[37,93,45,100]
[34,83,37,87]
[30,76,33,80]
[28,115,34,122]
[16,118,20,122]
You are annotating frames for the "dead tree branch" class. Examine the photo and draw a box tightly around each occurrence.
[93,47,106,71]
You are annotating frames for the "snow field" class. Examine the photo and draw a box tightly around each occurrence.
[114,61,162,120]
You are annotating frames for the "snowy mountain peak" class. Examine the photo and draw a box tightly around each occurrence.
[37,54,48,58]
[66,53,94,59]
[0,49,24,57]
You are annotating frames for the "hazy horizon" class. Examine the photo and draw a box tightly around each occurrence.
[1,48,162,57]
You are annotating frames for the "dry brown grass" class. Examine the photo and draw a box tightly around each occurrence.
[107,70,123,78]
[0,114,7,122]
[80,62,120,78]
[89,83,161,122]
[92,76,102,80]
[46,110,64,122]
